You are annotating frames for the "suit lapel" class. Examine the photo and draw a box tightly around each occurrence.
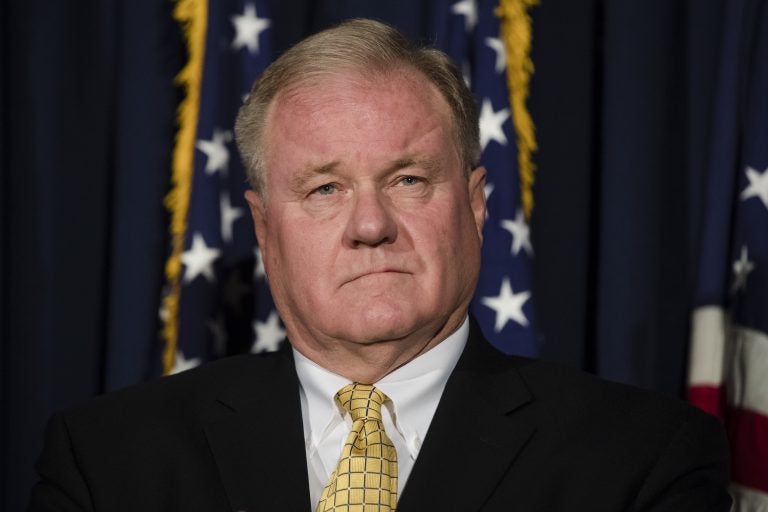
[204,346,311,512]
[397,320,536,512]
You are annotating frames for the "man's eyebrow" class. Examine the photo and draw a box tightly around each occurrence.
[288,157,439,190]
[387,156,440,175]
[289,161,340,190]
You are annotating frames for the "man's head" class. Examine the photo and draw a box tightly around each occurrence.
[235,19,486,382]
[235,18,480,196]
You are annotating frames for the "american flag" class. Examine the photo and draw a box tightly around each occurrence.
[164,0,539,373]
[434,0,539,356]
[164,0,279,374]
[687,0,768,507]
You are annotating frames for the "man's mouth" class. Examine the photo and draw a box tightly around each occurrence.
[343,269,410,285]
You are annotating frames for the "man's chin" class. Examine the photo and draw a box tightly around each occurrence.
[345,324,415,345]
[333,313,424,346]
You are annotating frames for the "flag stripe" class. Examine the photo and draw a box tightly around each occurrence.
[688,306,726,386]
[729,407,768,493]
[730,483,768,511]
[686,385,725,421]
[728,326,768,416]
[689,314,768,418]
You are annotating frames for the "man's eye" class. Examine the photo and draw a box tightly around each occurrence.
[314,184,337,195]
[398,176,422,186]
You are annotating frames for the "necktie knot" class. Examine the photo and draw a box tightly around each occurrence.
[335,383,387,423]
[317,382,398,511]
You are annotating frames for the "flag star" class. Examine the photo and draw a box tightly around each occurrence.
[484,182,495,202]
[181,233,221,283]
[254,246,267,279]
[481,277,531,331]
[452,0,478,31]
[220,191,244,243]
[485,37,506,73]
[740,166,768,210]
[251,311,285,353]
[732,245,755,292]
[484,182,495,220]
[231,3,271,54]
[479,98,510,152]
[501,209,533,256]
[169,349,201,375]
[196,128,232,175]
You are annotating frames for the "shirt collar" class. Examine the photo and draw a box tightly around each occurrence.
[293,317,468,455]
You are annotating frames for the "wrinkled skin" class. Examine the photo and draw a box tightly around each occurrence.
[245,68,486,383]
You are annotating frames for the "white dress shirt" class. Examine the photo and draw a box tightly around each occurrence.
[293,317,469,509]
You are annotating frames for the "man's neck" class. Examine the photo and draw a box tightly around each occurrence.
[286,312,467,383]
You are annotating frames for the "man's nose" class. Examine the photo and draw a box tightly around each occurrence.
[343,188,397,248]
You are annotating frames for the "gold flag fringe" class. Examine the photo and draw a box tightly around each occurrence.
[496,0,539,220]
[162,0,208,375]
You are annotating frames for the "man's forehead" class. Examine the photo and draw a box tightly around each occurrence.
[258,67,461,186]
[271,66,445,116]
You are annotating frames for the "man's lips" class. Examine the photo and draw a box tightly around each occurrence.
[342,269,410,285]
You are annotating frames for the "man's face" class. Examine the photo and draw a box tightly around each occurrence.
[246,68,485,367]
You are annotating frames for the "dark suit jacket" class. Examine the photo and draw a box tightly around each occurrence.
[29,321,731,511]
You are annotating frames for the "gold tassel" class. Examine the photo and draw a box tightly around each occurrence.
[162,0,208,375]
[496,0,539,220]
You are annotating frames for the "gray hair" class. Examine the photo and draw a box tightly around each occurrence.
[234,18,480,195]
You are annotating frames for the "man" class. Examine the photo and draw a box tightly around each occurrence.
[29,19,730,512]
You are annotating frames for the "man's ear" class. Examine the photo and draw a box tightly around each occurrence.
[468,166,487,241]
[245,189,267,249]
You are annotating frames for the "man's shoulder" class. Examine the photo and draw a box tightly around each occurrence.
[487,353,727,471]
[507,354,710,429]
[463,326,716,437]
[413,341,730,510]
[466,322,705,429]
[58,351,291,433]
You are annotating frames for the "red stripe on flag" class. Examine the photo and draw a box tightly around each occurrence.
[688,385,725,421]
[728,407,768,493]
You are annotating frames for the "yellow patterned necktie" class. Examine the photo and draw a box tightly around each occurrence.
[316,383,398,512]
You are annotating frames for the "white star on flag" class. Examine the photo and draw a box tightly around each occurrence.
[169,349,202,375]
[732,245,755,292]
[220,191,244,243]
[481,277,531,331]
[254,246,266,279]
[231,3,271,54]
[479,98,510,151]
[484,182,495,220]
[740,165,768,210]
[251,310,285,353]
[485,37,506,73]
[196,128,232,175]
[484,182,495,202]
[501,209,533,256]
[451,0,478,32]
[181,232,221,283]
